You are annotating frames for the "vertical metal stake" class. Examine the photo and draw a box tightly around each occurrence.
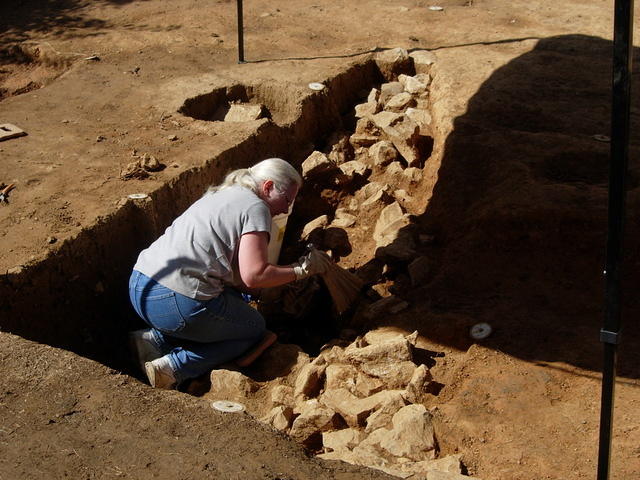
[237,0,245,63]
[597,0,634,479]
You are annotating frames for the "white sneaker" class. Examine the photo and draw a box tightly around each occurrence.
[129,329,162,372]
[145,355,177,390]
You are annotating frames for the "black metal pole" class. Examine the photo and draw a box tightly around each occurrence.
[597,0,633,479]
[237,0,245,63]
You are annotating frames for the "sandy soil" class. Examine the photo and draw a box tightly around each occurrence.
[1,1,640,479]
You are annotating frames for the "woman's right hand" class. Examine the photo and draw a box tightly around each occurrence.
[293,249,332,280]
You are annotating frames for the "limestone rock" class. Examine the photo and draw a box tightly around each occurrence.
[321,388,403,427]
[223,103,265,122]
[355,116,381,135]
[371,110,403,130]
[369,140,399,166]
[406,107,433,135]
[386,161,405,176]
[355,372,386,397]
[378,404,436,461]
[373,202,411,248]
[404,167,423,183]
[360,360,417,389]
[408,255,431,286]
[385,92,415,112]
[294,362,326,399]
[363,328,417,345]
[331,209,357,228]
[364,390,407,433]
[410,50,437,73]
[262,405,294,432]
[379,82,405,106]
[339,160,371,178]
[362,189,394,208]
[403,364,434,404]
[325,364,358,393]
[289,401,338,447]
[302,151,336,179]
[355,101,379,118]
[399,74,429,95]
[209,369,259,401]
[317,345,346,364]
[350,133,379,148]
[371,111,424,167]
[344,335,413,365]
[270,384,294,406]
[375,47,413,80]
[322,428,365,452]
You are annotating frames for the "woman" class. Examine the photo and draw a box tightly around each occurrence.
[128,158,329,389]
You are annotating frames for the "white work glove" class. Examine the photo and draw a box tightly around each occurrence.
[292,249,332,280]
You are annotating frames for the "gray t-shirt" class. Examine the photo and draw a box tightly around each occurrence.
[134,186,272,300]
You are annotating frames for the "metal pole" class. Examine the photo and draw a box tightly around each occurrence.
[237,0,245,63]
[597,0,633,478]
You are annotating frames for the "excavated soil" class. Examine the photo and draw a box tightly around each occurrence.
[1,1,640,479]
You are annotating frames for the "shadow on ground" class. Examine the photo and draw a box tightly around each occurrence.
[400,34,640,378]
[0,0,149,45]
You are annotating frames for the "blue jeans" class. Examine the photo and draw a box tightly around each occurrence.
[128,270,265,384]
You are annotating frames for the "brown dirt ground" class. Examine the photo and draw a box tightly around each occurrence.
[1,1,640,479]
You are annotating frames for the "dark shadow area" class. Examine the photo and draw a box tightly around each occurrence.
[0,0,148,46]
[400,34,640,378]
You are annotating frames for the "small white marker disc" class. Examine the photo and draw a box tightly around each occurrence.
[470,322,492,340]
[593,134,610,143]
[211,400,245,413]
[127,193,148,199]
[308,82,325,91]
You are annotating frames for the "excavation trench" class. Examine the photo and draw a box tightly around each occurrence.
[0,51,459,476]
[1,54,439,367]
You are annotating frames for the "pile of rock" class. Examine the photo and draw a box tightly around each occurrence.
[299,48,436,265]
[207,328,480,479]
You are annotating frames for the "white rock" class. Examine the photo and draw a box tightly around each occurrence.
[379,404,436,461]
[406,107,433,135]
[410,50,437,74]
[209,369,259,400]
[294,362,326,399]
[322,428,365,452]
[289,401,337,446]
[379,82,405,106]
[270,384,294,406]
[223,103,265,122]
[262,405,294,431]
[399,74,429,95]
[364,390,407,433]
[385,92,415,112]
[325,364,358,393]
[369,140,399,166]
[373,202,411,248]
[339,160,371,177]
[403,364,434,404]
[301,151,335,179]
[331,209,357,228]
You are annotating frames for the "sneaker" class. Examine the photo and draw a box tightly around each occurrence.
[129,329,162,372]
[144,355,177,390]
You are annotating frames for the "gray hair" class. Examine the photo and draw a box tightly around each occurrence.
[208,158,302,194]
